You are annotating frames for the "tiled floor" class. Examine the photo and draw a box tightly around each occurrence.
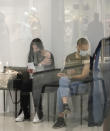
[0,113,103,131]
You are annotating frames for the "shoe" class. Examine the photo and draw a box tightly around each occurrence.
[15,112,24,122]
[53,117,66,129]
[63,104,71,114]
[33,113,43,123]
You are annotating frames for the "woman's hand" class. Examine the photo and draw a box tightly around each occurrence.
[40,58,52,65]
[57,73,67,77]
[40,51,52,66]
[27,69,34,74]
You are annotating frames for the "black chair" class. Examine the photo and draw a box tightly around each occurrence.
[13,79,58,121]
[42,81,59,122]
[12,68,59,120]
[42,81,89,124]
[0,88,8,114]
[7,67,30,117]
[13,78,31,118]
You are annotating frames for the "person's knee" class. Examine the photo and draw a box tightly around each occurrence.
[59,77,70,88]
[57,88,62,99]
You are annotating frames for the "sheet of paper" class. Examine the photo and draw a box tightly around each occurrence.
[27,62,35,70]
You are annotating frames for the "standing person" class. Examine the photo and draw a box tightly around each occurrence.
[16,38,55,122]
[87,12,104,56]
[53,38,90,129]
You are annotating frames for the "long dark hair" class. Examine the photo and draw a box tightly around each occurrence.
[28,38,44,62]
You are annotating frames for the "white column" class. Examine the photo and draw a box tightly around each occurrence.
[51,0,65,67]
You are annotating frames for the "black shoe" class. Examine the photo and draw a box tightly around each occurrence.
[24,116,30,120]
[53,117,66,129]
[37,110,43,120]
[24,112,30,120]
[63,104,71,114]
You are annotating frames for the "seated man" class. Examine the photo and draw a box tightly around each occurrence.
[53,38,90,129]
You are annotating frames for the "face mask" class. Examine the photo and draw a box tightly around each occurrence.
[80,50,88,56]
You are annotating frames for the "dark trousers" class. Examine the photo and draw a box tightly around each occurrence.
[19,79,32,119]
[32,70,59,119]
[19,70,59,120]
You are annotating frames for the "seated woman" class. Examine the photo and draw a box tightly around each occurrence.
[53,38,90,129]
[16,38,55,122]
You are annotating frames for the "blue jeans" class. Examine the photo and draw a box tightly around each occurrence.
[57,77,88,113]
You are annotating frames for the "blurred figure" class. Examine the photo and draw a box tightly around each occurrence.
[25,7,41,39]
[87,13,104,56]
[53,38,90,129]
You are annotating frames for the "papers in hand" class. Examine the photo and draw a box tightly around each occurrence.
[27,62,35,70]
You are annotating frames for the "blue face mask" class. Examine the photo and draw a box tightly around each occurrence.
[80,50,88,56]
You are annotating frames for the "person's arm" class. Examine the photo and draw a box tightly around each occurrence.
[71,63,90,80]
[38,51,52,66]
[57,55,76,77]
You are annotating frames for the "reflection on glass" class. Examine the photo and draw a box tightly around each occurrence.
[0,12,10,65]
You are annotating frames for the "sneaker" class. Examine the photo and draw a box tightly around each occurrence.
[33,113,43,123]
[63,104,71,114]
[15,112,24,122]
[53,117,66,129]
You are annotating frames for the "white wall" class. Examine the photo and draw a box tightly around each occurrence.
[0,0,52,67]
[0,0,52,113]
[51,0,65,67]
[37,0,52,51]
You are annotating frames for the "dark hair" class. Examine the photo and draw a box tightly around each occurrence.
[28,38,44,62]
[77,38,89,46]
[31,38,44,50]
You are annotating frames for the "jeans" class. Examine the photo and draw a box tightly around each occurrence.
[57,77,88,113]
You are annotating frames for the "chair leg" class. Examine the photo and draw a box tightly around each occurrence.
[80,95,83,126]
[3,90,6,115]
[28,93,31,119]
[47,93,50,121]
[53,91,57,122]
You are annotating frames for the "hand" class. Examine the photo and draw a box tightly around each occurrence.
[6,69,18,75]
[27,69,34,74]
[11,70,18,75]
[41,58,52,65]
[57,73,67,77]
[18,71,22,75]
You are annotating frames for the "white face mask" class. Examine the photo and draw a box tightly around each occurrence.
[80,50,88,56]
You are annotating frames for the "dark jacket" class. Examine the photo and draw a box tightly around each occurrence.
[88,38,109,127]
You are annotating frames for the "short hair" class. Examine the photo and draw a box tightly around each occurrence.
[31,38,44,50]
[77,38,89,46]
